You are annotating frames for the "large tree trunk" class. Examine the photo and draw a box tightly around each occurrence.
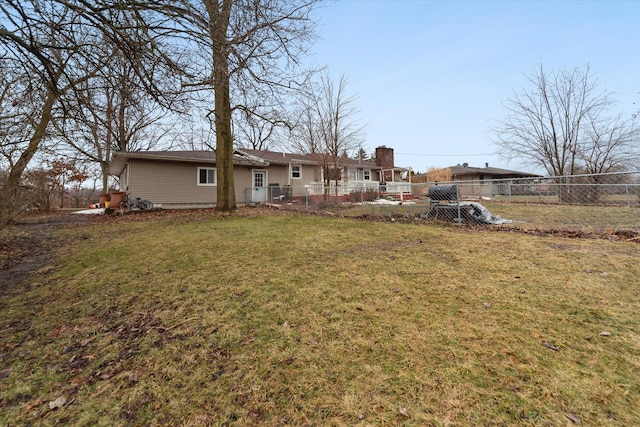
[101,161,110,195]
[0,89,56,224]
[214,72,236,210]
[205,0,236,211]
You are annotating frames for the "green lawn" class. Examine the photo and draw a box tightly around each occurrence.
[1,210,639,426]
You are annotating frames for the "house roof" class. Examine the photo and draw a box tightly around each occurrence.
[239,149,386,169]
[448,163,541,179]
[109,150,270,176]
[239,149,323,165]
[109,149,386,176]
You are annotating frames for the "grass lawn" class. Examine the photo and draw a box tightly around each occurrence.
[340,200,640,233]
[1,209,639,426]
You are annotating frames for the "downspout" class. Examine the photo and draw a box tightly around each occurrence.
[124,163,130,191]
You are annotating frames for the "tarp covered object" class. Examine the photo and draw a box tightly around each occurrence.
[426,202,513,225]
[459,202,512,225]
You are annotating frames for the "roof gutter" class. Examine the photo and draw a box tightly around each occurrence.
[108,151,270,176]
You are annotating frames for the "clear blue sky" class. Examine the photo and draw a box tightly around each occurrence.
[306,0,639,173]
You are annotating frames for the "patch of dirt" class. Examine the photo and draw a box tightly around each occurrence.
[494,225,640,242]
[0,212,92,296]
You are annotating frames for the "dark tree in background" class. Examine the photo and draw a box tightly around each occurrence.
[355,147,369,161]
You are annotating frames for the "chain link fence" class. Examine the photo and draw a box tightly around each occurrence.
[258,172,640,234]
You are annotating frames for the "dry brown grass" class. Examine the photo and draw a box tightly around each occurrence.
[336,198,640,235]
[1,209,639,426]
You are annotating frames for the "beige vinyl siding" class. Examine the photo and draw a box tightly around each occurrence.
[264,165,288,187]
[127,160,216,205]
[126,161,254,206]
[122,159,326,207]
[292,164,323,197]
[262,164,323,198]
[234,167,254,203]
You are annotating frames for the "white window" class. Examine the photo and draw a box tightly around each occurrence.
[363,170,371,180]
[291,164,301,179]
[348,169,356,181]
[197,167,216,186]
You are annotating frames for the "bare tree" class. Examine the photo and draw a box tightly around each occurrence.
[0,60,33,171]
[0,1,96,222]
[234,105,287,151]
[580,112,640,175]
[162,0,320,211]
[176,109,217,151]
[495,65,638,176]
[55,47,180,193]
[0,0,182,223]
[2,0,320,217]
[290,73,366,191]
[289,92,326,182]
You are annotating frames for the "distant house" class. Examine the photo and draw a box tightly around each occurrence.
[448,162,541,181]
[413,162,542,199]
[415,162,541,183]
[108,146,411,208]
[445,162,542,198]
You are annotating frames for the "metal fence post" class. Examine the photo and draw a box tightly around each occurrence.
[538,182,542,204]
[625,184,630,208]
[456,185,461,225]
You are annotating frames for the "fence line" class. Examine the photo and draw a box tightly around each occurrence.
[254,172,640,233]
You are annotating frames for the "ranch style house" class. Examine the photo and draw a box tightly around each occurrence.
[108,146,411,209]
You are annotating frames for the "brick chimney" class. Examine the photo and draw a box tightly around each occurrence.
[375,146,394,168]
[375,146,394,182]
